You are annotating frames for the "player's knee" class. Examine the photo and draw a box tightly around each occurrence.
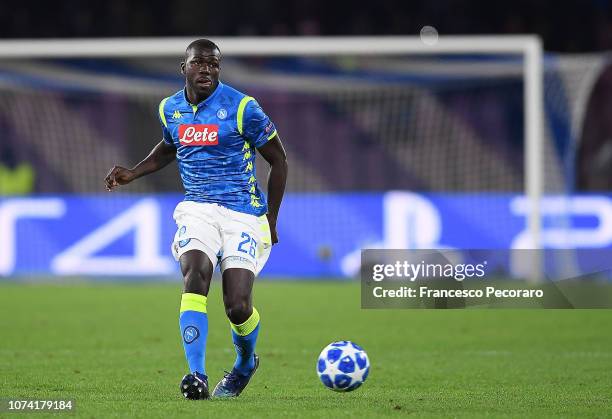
[182,264,211,294]
[180,251,213,293]
[183,266,202,284]
[225,299,252,324]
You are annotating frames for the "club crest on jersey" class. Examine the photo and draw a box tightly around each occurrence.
[217,108,227,119]
[179,124,219,146]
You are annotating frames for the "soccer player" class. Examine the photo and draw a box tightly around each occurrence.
[104,39,288,400]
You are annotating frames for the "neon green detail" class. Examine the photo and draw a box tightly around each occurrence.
[250,195,262,208]
[158,97,170,127]
[180,293,207,313]
[237,96,255,135]
[267,129,278,140]
[230,308,260,336]
[192,105,197,114]
[0,163,35,195]
[172,110,182,119]
[242,139,254,190]
[258,215,272,245]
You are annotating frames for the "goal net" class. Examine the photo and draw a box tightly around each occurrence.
[0,36,606,278]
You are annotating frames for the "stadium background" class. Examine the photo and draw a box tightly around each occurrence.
[1,1,612,417]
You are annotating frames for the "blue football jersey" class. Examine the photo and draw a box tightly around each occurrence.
[158,82,277,216]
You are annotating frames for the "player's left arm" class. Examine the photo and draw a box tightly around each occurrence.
[257,134,288,244]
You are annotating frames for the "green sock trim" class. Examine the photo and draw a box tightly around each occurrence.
[230,308,260,336]
[180,293,207,313]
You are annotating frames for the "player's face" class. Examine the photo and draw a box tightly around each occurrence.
[182,48,221,99]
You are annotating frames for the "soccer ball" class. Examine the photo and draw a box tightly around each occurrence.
[317,340,370,392]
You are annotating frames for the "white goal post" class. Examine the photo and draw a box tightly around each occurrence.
[0,35,544,262]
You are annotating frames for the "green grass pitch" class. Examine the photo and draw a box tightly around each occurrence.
[1,280,611,418]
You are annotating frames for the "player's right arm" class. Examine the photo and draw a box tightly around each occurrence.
[104,140,176,191]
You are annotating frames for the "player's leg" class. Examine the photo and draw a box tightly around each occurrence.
[172,202,222,400]
[179,250,213,377]
[212,210,271,398]
[177,249,215,400]
[212,267,260,398]
[222,268,260,375]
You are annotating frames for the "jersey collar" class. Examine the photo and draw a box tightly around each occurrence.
[182,81,224,108]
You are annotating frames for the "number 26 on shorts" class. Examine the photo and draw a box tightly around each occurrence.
[237,232,257,258]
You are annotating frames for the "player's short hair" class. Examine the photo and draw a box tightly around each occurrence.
[185,39,221,58]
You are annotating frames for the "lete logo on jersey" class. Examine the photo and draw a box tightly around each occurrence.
[179,124,219,146]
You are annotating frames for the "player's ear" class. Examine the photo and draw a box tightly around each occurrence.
[180,61,186,75]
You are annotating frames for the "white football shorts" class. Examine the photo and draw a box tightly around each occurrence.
[171,201,272,276]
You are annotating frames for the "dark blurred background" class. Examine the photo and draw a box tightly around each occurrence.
[1,0,612,52]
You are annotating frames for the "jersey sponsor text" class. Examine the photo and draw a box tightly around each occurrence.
[179,124,219,146]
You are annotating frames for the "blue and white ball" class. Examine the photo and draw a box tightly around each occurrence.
[317,341,370,392]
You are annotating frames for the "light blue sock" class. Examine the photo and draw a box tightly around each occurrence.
[230,308,260,376]
[179,293,208,377]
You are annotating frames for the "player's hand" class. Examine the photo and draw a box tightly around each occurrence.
[104,166,136,191]
[266,213,279,245]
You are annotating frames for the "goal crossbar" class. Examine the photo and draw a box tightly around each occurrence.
[0,35,540,57]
